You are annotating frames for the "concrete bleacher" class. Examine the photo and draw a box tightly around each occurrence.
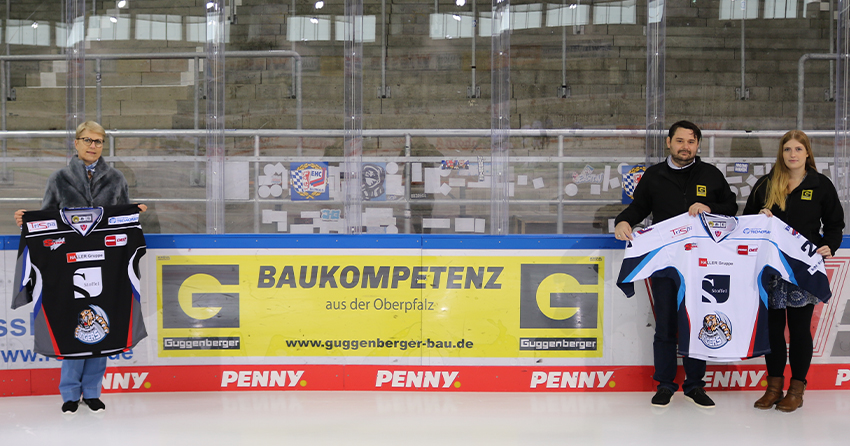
[0,0,837,133]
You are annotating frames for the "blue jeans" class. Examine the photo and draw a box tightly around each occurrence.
[651,277,706,393]
[59,357,107,402]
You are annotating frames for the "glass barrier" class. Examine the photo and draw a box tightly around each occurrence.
[0,1,845,235]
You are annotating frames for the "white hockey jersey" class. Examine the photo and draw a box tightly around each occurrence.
[616,212,831,362]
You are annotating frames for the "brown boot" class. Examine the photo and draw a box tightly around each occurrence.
[753,376,784,410]
[775,379,806,412]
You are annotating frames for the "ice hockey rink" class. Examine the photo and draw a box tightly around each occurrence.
[1,390,848,445]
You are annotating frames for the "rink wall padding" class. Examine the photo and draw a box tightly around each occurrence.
[3,234,850,396]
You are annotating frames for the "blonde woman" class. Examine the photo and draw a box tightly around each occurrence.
[743,130,844,412]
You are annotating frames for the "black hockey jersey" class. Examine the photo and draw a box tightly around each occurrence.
[616,212,830,362]
[12,205,147,358]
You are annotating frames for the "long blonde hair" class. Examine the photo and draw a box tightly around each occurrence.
[763,130,817,211]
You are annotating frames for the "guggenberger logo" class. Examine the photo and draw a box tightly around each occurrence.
[520,264,600,330]
[161,264,240,329]
[518,261,604,356]
[160,264,241,351]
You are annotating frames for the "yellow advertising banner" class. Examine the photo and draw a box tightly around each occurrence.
[157,252,604,358]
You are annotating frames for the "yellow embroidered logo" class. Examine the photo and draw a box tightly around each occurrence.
[696,185,707,197]
[801,190,813,200]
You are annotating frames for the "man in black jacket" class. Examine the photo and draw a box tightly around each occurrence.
[614,120,738,408]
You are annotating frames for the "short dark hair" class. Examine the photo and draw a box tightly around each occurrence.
[668,120,701,142]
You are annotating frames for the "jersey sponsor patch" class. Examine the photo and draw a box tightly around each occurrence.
[71,214,94,224]
[105,234,128,247]
[27,219,58,233]
[73,267,103,298]
[737,245,758,255]
[43,238,65,250]
[108,214,139,225]
[670,225,692,237]
[701,275,730,303]
[67,250,106,263]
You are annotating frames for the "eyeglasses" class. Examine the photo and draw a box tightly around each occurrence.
[76,137,104,148]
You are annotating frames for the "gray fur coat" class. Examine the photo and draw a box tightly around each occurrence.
[41,155,130,209]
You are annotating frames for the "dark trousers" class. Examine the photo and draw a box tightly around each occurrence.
[765,304,815,382]
[651,277,706,393]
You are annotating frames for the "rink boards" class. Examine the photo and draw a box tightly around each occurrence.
[2,234,850,396]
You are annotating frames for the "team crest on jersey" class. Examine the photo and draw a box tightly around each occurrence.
[801,190,813,200]
[696,185,707,197]
[74,304,110,344]
[43,238,65,250]
[698,311,732,349]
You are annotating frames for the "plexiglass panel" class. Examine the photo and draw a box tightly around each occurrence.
[0,1,846,235]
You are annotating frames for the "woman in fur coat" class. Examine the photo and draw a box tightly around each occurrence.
[14,121,146,414]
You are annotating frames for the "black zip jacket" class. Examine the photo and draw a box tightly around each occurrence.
[615,156,738,227]
[743,168,844,255]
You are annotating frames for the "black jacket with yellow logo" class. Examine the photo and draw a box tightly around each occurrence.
[744,167,844,255]
[615,156,738,227]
